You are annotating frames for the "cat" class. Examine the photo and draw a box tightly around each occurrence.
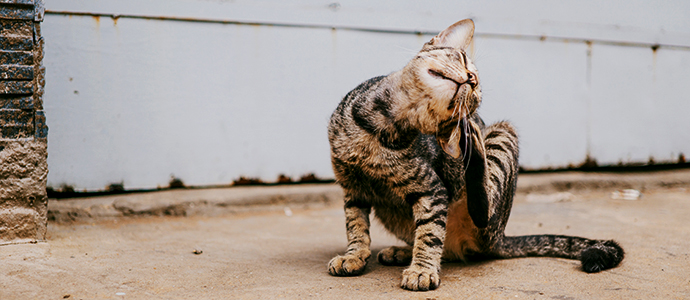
[326,19,624,291]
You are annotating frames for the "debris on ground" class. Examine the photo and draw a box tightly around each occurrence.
[610,189,642,200]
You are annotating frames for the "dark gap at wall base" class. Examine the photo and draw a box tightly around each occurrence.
[520,162,690,174]
[48,174,336,200]
[47,163,690,200]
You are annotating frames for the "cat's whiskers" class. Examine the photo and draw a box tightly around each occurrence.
[440,96,472,172]
[395,45,421,56]
[450,96,462,118]
[460,100,472,171]
[424,56,449,69]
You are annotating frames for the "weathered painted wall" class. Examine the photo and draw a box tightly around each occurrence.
[42,0,690,190]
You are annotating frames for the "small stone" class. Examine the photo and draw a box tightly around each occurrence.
[193,249,203,255]
[610,189,641,200]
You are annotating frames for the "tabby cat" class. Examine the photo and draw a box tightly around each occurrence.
[326,19,624,291]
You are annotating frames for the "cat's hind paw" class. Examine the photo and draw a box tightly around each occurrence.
[580,240,625,273]
[328,252,370,276]
[401,265,440,291]
[377,246,412,266]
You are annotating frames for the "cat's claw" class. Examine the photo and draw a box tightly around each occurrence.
[328,253,369,276]
[401,266,440,291]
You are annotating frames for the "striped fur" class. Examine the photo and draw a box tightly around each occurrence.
[326,19,624,291]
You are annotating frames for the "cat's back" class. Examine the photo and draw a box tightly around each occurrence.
[328,76,386,134]
[327,76,388,161]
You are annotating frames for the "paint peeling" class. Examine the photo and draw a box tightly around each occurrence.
[520,157,690,173]
[327,2,341,12]
[169,176,185,189]
[232,173,329,186]
[233,176,265,186]
[277,174,293,184]
[651,44,659,82]
[107,182,124,192]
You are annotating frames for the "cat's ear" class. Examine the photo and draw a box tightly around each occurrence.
[429,19,474,50]
[438,131,462,159]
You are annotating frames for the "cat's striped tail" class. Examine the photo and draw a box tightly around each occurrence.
[492,235,625,273]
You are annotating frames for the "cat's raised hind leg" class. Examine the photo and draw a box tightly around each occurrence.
[328,194,372,276]
[469,121,625,272]
[465,120,519,231]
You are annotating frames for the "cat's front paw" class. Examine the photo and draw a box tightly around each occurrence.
[328,252,370,276]
[401,265,440,291]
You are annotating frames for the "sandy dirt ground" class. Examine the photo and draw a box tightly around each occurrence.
[2,187,689,299]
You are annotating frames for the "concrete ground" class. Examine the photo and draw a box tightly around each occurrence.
[2,170,690,299]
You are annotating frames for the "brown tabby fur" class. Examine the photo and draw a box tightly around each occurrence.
[326,19,624,291]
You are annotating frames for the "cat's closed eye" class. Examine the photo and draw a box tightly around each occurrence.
[428,69,455,83]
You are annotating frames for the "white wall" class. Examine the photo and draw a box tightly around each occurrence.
[43,0,690,190]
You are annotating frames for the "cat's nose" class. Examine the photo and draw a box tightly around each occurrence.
[466,72,478,88]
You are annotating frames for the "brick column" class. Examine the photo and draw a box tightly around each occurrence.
[0,0,48,245]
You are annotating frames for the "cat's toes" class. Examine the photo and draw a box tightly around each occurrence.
[328,253,369,276]
[378,246,412,266]
[580,240,625,273]
[400,266,440,291]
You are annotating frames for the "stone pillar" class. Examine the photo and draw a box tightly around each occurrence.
[0,0,48,245]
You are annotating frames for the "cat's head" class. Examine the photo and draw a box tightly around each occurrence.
[397,19,481,158]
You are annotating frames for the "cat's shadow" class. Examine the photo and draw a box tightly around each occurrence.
[290,244,577,280]
[317,246,498,277]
